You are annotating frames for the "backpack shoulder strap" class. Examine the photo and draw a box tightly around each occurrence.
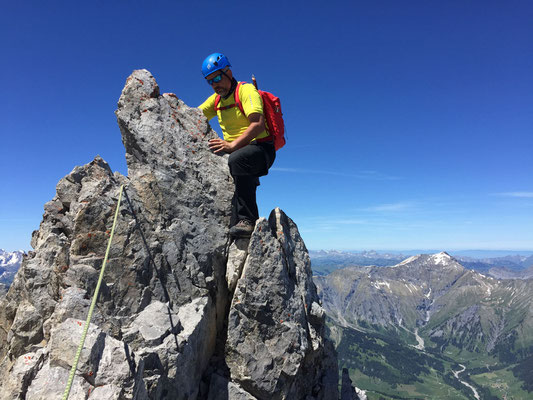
[234,82,245,115]
[214,82,245,112]
[214,94,221,111]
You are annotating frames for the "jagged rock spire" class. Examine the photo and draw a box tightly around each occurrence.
[0,70,338,400]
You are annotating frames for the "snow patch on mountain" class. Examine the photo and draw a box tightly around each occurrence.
[0,249,24,266]
[372,281,391,291]
[430,252,453,265]
[0,249,24,285]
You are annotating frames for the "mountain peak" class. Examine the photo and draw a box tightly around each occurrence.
[395,252,460,269]
[0,70,338,399]
[429,251,454,265]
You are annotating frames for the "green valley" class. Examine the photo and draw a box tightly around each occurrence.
[315,252,533,399]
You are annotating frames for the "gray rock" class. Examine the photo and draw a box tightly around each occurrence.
[225,208,338,400]
[47,318,132,388]
[226,238,250,292]
[25,361,90,400]
[88,384,123,399]
[6,301,44,358]
[48,318,104,379]
[0,70,338,399]
[123,300,181,347]
[207,373,258,400]
[0,349,45,399]
[43,286,91,340]
[341,368,358,400]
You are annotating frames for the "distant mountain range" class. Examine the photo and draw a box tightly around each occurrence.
[315,252,533,399]
[458,254,533,278]
[309,249,533,279]
[487,265,533,280]
[309,250,406,275]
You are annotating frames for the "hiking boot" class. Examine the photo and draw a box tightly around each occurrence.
[229,219,254,238]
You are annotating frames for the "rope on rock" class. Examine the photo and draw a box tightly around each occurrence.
[122,187,181,350]
[62,184,124,400]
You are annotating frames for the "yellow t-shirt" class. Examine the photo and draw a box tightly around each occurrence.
[199,82,269,142]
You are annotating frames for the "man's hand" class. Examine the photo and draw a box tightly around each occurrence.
[208,113,265,154]
[209,138,235,154]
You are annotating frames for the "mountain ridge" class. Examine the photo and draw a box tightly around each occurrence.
[310,249,533,279]
[315,251,533,398]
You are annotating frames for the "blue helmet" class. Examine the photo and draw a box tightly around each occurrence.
[202,53,231,78]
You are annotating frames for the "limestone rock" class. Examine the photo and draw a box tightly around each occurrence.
[207,374,258,400]
[0,349,45,398]
[224,208,339,400]
[88,384,123,399]
[0,70,338,399]
[226,238,249,292]
[26,361,90,400]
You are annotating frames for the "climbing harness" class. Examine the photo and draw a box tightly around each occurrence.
[62,185,124,400]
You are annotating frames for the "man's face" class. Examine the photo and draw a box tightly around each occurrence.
[206,69,232,97]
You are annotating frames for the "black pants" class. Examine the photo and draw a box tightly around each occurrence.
[227,141,276,226]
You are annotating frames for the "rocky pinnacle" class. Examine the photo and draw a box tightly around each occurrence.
[0,70,338,399]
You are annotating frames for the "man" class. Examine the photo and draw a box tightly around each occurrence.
[199,53,275,237]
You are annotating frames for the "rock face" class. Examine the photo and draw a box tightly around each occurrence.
[340,369,356,400]
[0,70,338,399]
[220,209,338,399]
[340,368,365,400]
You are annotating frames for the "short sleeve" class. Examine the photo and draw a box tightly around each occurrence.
[198,93,217,120]
[239,84,263,117]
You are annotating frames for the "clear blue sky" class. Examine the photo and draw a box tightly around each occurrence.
[1,1,532,252]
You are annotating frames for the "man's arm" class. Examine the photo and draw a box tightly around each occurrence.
[208,113,265,154]
[199,94,217,120]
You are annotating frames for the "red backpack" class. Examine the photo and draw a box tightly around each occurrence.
[214,81,286,151]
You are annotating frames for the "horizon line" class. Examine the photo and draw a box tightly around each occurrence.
[308,248,533,254]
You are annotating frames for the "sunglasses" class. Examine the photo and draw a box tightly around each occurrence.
[206,73,224,85]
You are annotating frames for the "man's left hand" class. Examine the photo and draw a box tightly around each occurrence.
[209,138,234,154]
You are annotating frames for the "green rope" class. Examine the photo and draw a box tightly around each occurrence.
[62,184,124,399]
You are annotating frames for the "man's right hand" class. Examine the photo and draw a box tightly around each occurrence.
[209,138,234,154]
